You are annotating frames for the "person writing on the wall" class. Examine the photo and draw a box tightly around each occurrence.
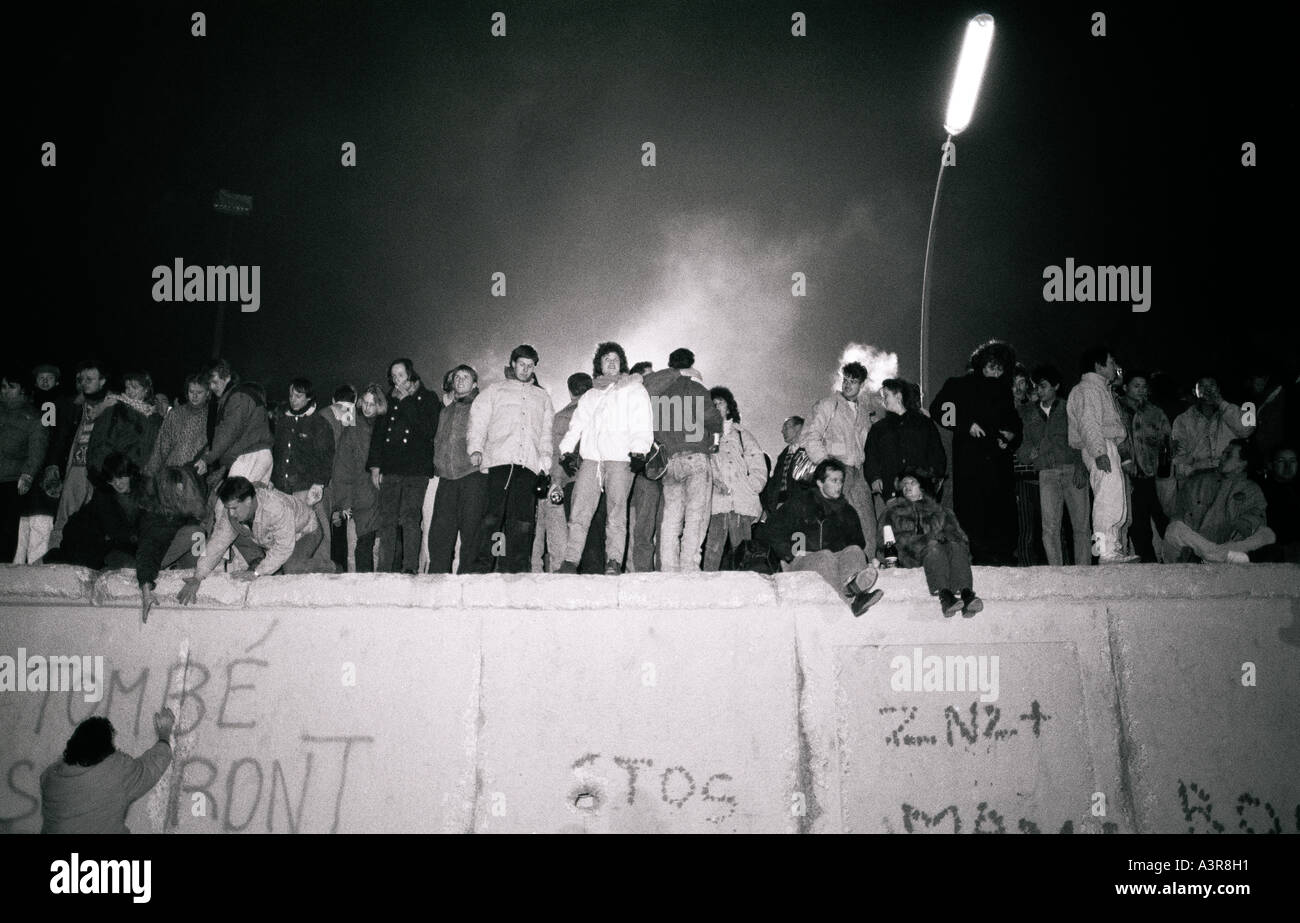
[40,708,176,833]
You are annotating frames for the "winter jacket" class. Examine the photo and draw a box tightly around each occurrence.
[1174,470,1268,544]
[366,382,441,477]
[40,741,172,834]
[642,367,723,458]
[203,378,272,470]
[0,400,48,483]
[194,485,317,580]
[930,373,1024,464]
[48,486,142,569]
[86,395,161,479]
[272,403,335,494]
[765,485,866,562]
[466,377,554,474]
[863,409,947,494]
[879,495,970,568]
[799,391,877,468]
[760,445,808,513]
[1018,399,1085,472]
[710,422,767,516]
[144,401,209,476]
[1171,402,1256,480]
[1067,372,1127,461]
[559,373,653,462]
[326,410,379,536]
[434,388,480,480]
[1119,398,1171,477]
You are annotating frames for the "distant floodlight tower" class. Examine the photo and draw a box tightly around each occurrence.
[211,189,253,359]
[919,14,994,405]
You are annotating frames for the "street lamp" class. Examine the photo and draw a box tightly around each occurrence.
[211,189,253,359]
[919,14,994,404]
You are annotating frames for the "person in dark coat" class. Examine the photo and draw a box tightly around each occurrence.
[136,464,211,622]
[428,366,488,573]
[43,452,143,570]
[273,378,336,570]
[879,470,983,617]
[765,458,883,616]
[760,415,808,516]
[2,370,50,562]
[16,362,69,562]
[86,371,162,480]
[929,339,1023,565]
[865,377,947,501]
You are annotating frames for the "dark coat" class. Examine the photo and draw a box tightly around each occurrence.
[272,405,335,494]
[760,445,808,513]
[47,486,142,569]
[765,485,866,562]
[366,383,441,477]
[203,378,272,471]
[328,414,379,536]
[863,409,947,497]
[879,495,969,568]
[86,400,161,481]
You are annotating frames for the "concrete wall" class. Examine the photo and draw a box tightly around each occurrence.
[1,563,1297,833]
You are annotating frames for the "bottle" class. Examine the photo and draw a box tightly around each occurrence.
[881,525,899,569]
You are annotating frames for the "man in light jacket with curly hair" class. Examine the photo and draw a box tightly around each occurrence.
[557,342,652,575]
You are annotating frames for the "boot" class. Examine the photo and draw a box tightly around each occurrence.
[960,588,983,617]
[558,561,578,574]
[844,566,879,598]
[938,589,963,617]
[851,588,884,617]
[604,558,622,576]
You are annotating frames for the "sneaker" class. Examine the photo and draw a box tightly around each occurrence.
[938,590,963,618]
[604,559,622,576]
[1099,553,1141,564]
[960,588,983,617]
[1224,550,1251,564]
[851,588,884,617]
[558,561,578,574]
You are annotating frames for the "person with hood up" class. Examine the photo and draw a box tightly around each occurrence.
[556,342,652,575]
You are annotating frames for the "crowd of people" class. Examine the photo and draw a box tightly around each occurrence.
[1,338,1296,621]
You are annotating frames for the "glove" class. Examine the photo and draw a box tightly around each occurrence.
[560,452,581,477]
[629,452,647,475]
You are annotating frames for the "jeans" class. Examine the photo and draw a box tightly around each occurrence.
[1164,520,1276,560]
[703,511,756,571]
[628,474,663,571]
[785,545,875,597]
[1084,444,1129,560]
[841,465,878,559]
[659,452,713,571]
[377,474,430,573]
[427,472,488,574]
[566,459,634,566]
[235,527,324,575]
[1038,465,1091,566]
[292,488,336,570]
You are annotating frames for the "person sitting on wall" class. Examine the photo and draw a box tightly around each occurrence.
[765,458,884,617]
[41,452,143,570]
[177,475,326,605]
[40,708,175,834]
[1163,438,1274,563]
[878,469,984,618]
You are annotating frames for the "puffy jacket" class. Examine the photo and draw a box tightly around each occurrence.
[366,382,441,477]
[86,396,161,479]
[272,404,335,494]
[863,409,947,494]
[765,485,865,562]
[558,374,651,462]
[642,367,723,458]
[433,388,479,480]
[799,391,877,468]
[0,400,48,483]
[203,379,272,470]
[710,423,767,516]
[467,378,554,474]
[1067,372,1127,461]
[879,495,970,568]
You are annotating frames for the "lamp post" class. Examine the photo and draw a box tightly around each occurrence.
[919,14,994,404]
[211,189,253,359]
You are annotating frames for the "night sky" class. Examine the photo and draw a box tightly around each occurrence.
[16,0,1286,457]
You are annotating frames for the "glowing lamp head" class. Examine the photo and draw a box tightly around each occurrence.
[944,14,995,136]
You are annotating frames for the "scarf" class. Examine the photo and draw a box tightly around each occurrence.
[116,393,156,417]
[332,401,356,426]
[285,402,317,418]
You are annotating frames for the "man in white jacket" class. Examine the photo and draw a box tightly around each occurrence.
[797,361,880,558]
[465,345,555,573]
[557,342,653,574]
[1067,346,1140,564]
